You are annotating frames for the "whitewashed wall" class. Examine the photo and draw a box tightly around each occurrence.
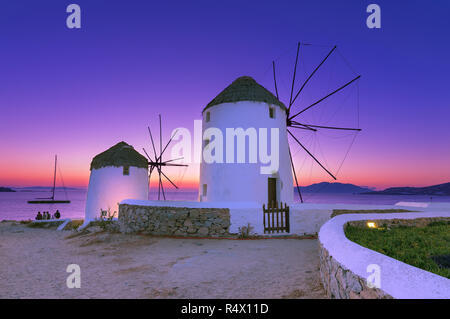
[199,101,293,205]
[119,200,332,236]
[117,200,443,236]
[84,166,148,224]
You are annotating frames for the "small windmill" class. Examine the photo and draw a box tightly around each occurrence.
[142,114,188,200]
[272,42,362,203]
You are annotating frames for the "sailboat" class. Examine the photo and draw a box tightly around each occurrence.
[27,155,71,204]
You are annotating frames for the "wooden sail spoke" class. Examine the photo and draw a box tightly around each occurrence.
[289,75,361,120]
[290,46,337,107]
[295,123,361,131]
[288,146,303,203]
[288,42,301,112]
[287,130,336,180]
[272,61,279,100]
[147,126,158,161]
[147,115,189,200]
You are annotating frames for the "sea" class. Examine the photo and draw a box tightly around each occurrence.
[1,189,450,221]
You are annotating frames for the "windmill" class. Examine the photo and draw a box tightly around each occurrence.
[142,114,188,200]
[271,42,362,203]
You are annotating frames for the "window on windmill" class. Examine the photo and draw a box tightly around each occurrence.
[206,112,210,122]
[123,166,130,175]
[269,106,275,119]
[203,184,207,196]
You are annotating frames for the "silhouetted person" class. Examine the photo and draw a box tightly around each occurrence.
[36,212,42,220]
[54,210,61,219]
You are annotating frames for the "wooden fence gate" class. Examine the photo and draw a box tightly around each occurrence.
[263,202,290,234]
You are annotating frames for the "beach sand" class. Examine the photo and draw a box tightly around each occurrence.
[0,221,325,299]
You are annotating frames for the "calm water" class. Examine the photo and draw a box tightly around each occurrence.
[1,189,449,221]
[0,190,88,221]
[0,189,198,221]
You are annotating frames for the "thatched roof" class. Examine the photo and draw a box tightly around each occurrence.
[90,141,148,170]
[203,76,286,112]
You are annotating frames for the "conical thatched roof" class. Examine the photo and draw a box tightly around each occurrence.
[203,76,286,112]
[90,141,148,170]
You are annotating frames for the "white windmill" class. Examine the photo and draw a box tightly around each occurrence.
[84,141,149,225]
[199,42,361,206]
[199,76,293,205]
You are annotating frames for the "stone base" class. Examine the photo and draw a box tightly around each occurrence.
[319,243,392,299]
[118,204,230,237]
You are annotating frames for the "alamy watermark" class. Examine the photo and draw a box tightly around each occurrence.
[66,264,81,288]
[366,4,381,29]
[65,4,379,30]
[169,120,280,175]
[366,264,381,289]
[66,4,81,29]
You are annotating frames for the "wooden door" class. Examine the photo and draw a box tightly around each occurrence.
[268,178,277,207]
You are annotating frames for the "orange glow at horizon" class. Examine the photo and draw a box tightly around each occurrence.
[0,143,448,191]
[0,168,200,190]
[2,162,448,191]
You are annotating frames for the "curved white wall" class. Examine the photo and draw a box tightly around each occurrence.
[319,212,450,299]
[199,101,293,205]
[84,166,148,223]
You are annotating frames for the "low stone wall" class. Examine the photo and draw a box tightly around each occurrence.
[318,213,450,299]
[118,204,230,237]
[320,216,449,299]
[319,243,392,299]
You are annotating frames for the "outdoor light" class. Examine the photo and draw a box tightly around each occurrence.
[367,222,377,228]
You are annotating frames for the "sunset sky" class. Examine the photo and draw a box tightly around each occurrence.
[1,1,449,190]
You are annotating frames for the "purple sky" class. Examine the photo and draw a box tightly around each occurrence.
[1,1,449,189]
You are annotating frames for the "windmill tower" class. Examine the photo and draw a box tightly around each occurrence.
[199,76,293,205]
[199,43,361,206]
[84,141,149,224]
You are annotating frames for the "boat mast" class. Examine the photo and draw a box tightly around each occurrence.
[52,155,57,200]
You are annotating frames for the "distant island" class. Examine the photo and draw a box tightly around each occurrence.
[295,181,450,196]
[0,187,16,192]
[298,182,372,194]
[14,186,81,192]
[363,182,450,196]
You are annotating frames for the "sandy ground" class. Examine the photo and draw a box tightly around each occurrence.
[0,221,326,299]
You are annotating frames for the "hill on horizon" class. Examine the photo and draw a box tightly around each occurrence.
[298,182,372,194]
[363,182,450,196]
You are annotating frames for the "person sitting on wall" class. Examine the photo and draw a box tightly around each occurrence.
[36,212,42,220]
[54,210,60,219]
